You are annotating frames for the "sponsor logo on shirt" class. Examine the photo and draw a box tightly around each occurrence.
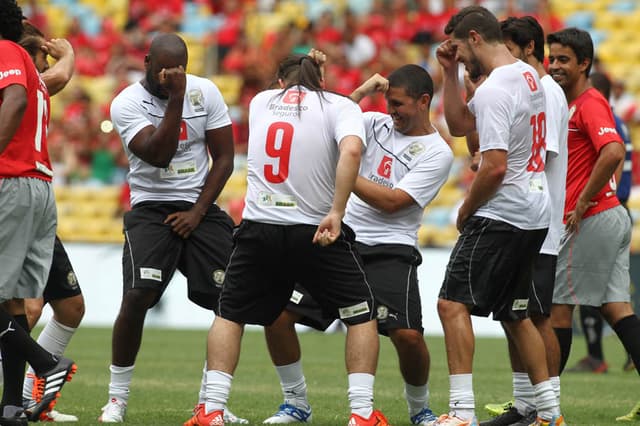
[338,301,370,319]
[0,68,22,80]
[377,155,393,178]
[512,299,529,311]
[522,71,538,92]
[598,127,618,136]
[282,90,306,104]
[188,88,204,112]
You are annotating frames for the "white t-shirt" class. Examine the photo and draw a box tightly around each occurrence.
[468,61,550,230]
[243,87,365,225]
[540,74,569,255]
[344,112,454,246]
[111,74,232,206]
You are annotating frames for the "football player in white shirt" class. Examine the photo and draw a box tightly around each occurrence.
[478,16,569,426]
[184,51,388,426]
[261,65,454,426]
[101,33,246,424]
[435,6,563,426]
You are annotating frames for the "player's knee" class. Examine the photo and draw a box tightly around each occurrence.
[437,298,465,321]
[52,295,85,327]
[121,288,159,313]
[389,328,426,350]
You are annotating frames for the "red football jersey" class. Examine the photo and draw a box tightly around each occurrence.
[564,88,622,220]
[0,40,52,181]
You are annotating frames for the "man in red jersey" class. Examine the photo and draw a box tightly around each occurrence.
[0,1,76,424]
[547,27,640,422]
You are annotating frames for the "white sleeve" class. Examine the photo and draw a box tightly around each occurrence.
[334,98,366,147]
[395,147,454,208]
[205,80,232,130]
[472,85,513,152]
[543,89,565,156]
[110,92,153,147]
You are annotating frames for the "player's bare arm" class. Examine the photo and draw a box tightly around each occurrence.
[128,66,186,168]
[350,73,388,103]
[437,40,476,137]
[565,141,624,233]
[41,38,74,96]
[164,124,234,239]
[353,177,415,214]
[0,84,27,154]
[313,135,362,246]
[456,148,507,232]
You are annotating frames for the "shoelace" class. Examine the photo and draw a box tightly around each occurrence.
[32,376,46,403]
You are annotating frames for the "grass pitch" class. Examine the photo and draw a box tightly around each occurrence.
[48,327,637,425]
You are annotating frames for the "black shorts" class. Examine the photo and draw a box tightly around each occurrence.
[356,242,424,335]
[43,236,82,303]
[122,201,234,311]
[287,284,337,331]
[439,216,547,322]
[219,221,375,327]
[528,253,557,317]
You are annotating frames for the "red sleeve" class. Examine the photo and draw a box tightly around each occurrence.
[579,91,623,151]
[0,42,28,90]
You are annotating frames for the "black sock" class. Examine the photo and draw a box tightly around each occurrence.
[554,327,573,374]
[1,315,29,407]
[613,315,640,376]
[0,308,56,378]
[580,305,604,360]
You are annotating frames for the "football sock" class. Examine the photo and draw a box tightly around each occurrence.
[108,364,134,402]
[613,315,640,375]
[550,376,561,404]
[23,318,76,401]
[449,374,475,420]
[1,315,29,407]
[534,380,560,420]
[205,370,232,414]
[0,310,56,375]
[513,372,535,415]
[198,361,207,405]
[348,373,374,419]
[405,382,430,417]
[275,360,309,409]
[580,305,604,360]
[554,328,572,374]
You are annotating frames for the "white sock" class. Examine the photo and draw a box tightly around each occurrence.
[449,374,475,420]
[512,372,535,415]
[275,360,309,409]
[405,382,429,417]
[23,319,76,401]
[198,361,207,405]
[534,380,561,420]
[205,370,232,414]
[348,373,374,419]
[108,365,134,403]
[550,376,560,404]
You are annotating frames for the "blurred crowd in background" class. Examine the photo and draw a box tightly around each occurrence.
[18,0,640,245]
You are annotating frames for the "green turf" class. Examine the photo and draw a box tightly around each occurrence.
[45,327,637,425]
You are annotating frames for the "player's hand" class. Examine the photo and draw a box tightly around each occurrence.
[164,209,203,239]
[313,211,342,246]
[463,70,486,100]
[565,198,597,233]
[436,39,458,73]
[43,38,73,61]
[469,150,481,172]
[456,202,473,233]
[158,65,186,98]
[307,48,327,67]
[361,73,389,96]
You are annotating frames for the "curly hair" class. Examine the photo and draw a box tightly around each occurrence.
[0,0,24,42]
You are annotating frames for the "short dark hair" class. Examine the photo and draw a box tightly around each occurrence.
[547,27,594,76]
[387,64,434,102]
[500,16,545,63]
[444,6,502,43]
[19,22,45,59]
[0,0,25,42]
[589,72,612,100]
